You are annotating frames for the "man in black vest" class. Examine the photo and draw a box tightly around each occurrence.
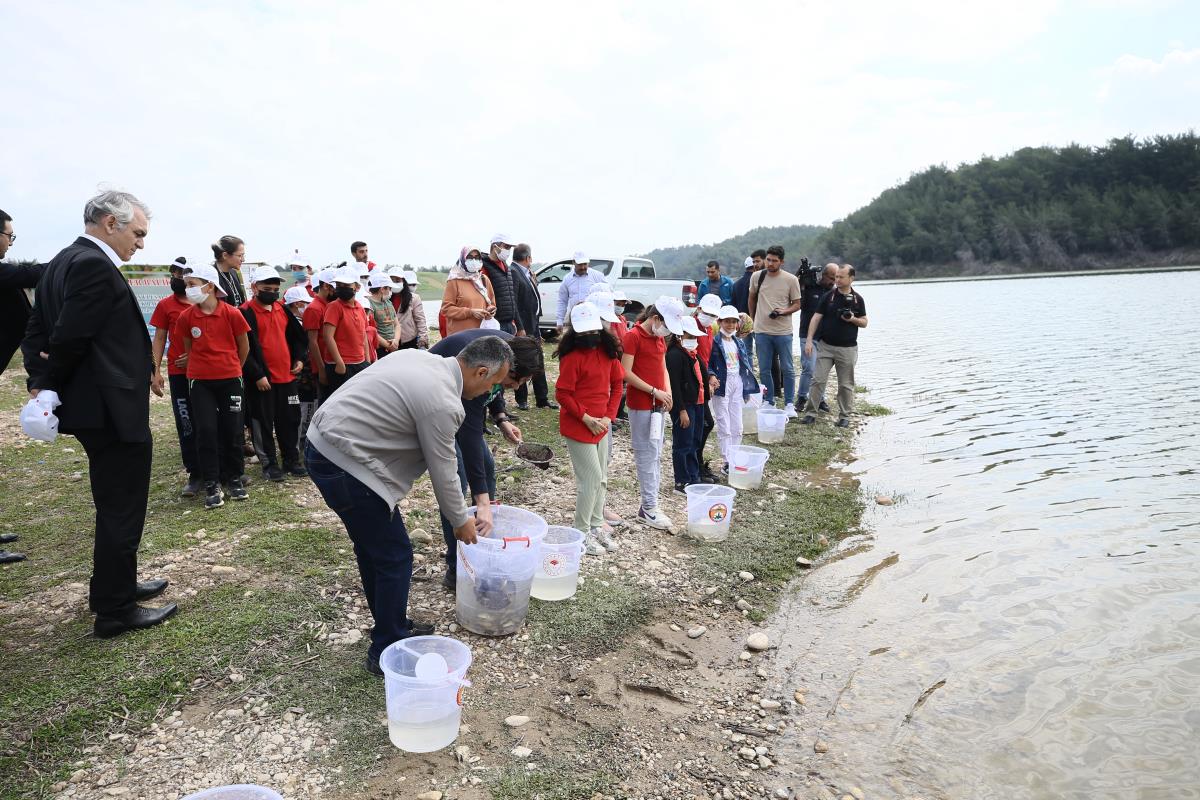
[23,190,176,637]
[481,234,519,334]
[510,242,557,410]
[0,207,38,563]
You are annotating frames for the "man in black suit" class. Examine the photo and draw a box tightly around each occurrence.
[511,242,556,411]
[0,207,37,563]
[22,190,176,637]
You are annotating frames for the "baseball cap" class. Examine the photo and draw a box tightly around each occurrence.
[569,301,603,333]
[283,286,311,306]
[249,265,281,284]
[183,263,228,298]
[587,292,621,323]
[573,251,589,264]
[402,269,420,286]
[315,267,337,287]
[586,281,612,296]
[743,256,754,269]
[334,266,361,285]
[490,233,515,246]
[368,272,393,289]
[698,294,722,316]
[287,254,309,267]
[654,295,686,336]
[611,287,628,303]
[718,304,740,321]
[679,315,706,337]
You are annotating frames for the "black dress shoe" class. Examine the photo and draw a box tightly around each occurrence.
[94,603,179,639]
[537,401,560,410]
[800,415,817,425]
[0,550,26,564]
[135,578,169,601]
[819,401,831,412]
[363,655,384,677]
[516,402,530,411]
[0,533,18,544]
[836,418,851,428]
[442,570,456,591]
[407,619,435,637]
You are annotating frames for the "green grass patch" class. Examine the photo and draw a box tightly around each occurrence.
[758,423,849,472]
[237,524,345,578]
[527,579,651,652]
[857,401,893,416]
[490,761,614,800]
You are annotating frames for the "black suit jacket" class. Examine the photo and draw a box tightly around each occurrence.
[0,261,41,374]
[512,264,542,336]
[23,237,153,442]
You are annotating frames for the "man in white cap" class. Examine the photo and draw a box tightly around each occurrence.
[556,252,606,332]
[482,234,519,334]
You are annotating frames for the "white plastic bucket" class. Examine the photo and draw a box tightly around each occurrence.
[742,390,763,433]
[181,787,284,800]
[757,408,787,444]
[531,526,586,601]
[728,445,770,490]
[456,505,548,636]
[381,635,473,753]
[684,483,736,542]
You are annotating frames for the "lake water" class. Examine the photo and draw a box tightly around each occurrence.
[774,270,1200,799]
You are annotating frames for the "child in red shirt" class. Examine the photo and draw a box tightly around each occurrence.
[321,268,370,395]
[665,315,713,494]
[177,263,251,509]
[303,269,335,402]
[150,257,200,496]
[556,302,625,556]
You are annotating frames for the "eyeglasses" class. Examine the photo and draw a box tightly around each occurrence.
[1,232,14,243]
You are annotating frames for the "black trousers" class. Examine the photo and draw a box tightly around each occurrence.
[771,351,782,401]
[325,361,370,396]
[167,374,198,477]
[514,335,550,406]
[398,338,420,350]
[74,427,153,617]
[701,401,715,461]
[248,380,301,470]
[190,377,245,483]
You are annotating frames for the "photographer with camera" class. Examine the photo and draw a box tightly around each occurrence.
[794,261,837,413]
[800,264,867,428]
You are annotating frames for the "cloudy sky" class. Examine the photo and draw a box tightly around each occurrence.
[3,0,1196,268]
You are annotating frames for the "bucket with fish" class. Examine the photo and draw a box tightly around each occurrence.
[456,504,547,636]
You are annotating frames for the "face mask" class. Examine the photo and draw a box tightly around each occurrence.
[290,271,304,283]
[335,285,356,302]
[256,289,279,305]
[720,326,736,337]
[464,259,482,273]
[652,323,670,338]
[170,277,187,296]
[697,313,715,327]
[496,248,512,263]
[185,286,207,304]
[682,339,698,352]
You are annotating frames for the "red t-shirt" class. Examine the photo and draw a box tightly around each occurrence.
[365,306,378,362]
[690,352,705,404]
[322,299,367,364]
[555,348,625,443]
[303,295,330,367]
[242,300,293,384]
[176,301,250,381]
[696,322,715,366]
[149,293,192,377]
[622,324,667,411]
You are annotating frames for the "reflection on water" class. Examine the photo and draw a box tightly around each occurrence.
[776,271,1200,799]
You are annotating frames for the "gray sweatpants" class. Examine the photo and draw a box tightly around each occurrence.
[805,341,858,420]
[628,409,664,511]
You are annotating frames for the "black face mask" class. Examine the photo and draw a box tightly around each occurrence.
[256,289,280,306]
[334,285,356,302]
[170,277,187,296]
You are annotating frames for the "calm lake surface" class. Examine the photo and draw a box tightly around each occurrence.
[775,270,1200,799]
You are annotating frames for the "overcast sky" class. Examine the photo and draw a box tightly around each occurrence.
[3,0,1196,268]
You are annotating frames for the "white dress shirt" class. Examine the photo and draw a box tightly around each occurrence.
[556,267,607,326]
[81,234,124,267]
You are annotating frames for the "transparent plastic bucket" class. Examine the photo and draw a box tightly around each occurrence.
[757,408,787,444]
[728,445,770,490]
[531,526,586,601]
[456,505,547,636]
[742,389,763,434]
[181,787,284,800]
[684,483,736,542]
[381,635,473,753]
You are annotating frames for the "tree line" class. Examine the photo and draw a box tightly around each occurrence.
[640,224,828,280]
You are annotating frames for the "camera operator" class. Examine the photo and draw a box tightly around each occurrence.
[793,261,837,413]
[800,264,867,428]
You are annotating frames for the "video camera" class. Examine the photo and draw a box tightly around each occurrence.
[796,257,823,287]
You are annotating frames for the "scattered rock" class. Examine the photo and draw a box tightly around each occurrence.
[738,746,757,761]
[211,565,236,575]
[687,625,707,639]
[739,652,753,661]
[759,699,781,710]
[736,599,752,611]
[814,739,830,753]
[410,528,432,544]
[416,793,443,800]
[343,629,363,645]
[738,571,755,582]
[848,787,865,800]
[511,746,533,758]
[746,632,770,651]
[875,495,894,506]
[505,715,530,728]
[795,556,813,568]
[817,534,830,547]
[794,691,806,704]
[758,754,774,769]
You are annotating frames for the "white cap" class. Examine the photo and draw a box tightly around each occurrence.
[283,286,312,306]
[287,254,309,267]
[249,265,281,285]
[586,281,612,296]
[679,315,706,337]
[490,233,515,246]
[356,290,372,308]
[402,269,419,286]
[612,287,628,302]
[698,294,723,316]
[718,304,740,321]
[744,256,755,268]
[569,301,603,333]
[573,251,589,264]
[368,272,393,289]
[315,267,337,287]
[587,292,621,323]
[183,263,227,298]
[654,295,687,336]
[333,266,361,285]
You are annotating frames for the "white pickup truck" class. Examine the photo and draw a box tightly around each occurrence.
[535,256,697,333]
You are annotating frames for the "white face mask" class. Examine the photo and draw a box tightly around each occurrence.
[496,248,512,263]
[697,313,715,326]
[185,286,207,304]
[681,339,698,352]
[652,323,670,338]
[720,325,736,337]
[464,259,483,273]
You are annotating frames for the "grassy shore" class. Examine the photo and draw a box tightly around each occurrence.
[0,345,887,800]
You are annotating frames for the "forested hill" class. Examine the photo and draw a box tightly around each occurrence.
[640,224,827,279]
[816,133,1200,277]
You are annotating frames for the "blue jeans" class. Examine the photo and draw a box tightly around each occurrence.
[440,443,492,573]
[305,442,415,660]
[671,402,705,485]
[795,339,818,405]
[754,333,795,406]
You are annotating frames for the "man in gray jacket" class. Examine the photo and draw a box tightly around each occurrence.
[305,337,510,675]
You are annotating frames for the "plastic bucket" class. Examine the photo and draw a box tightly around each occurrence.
[181,787,284,800]
[456,505,547,636]
[742,404,758,434]
[531,526,586,601]
[684,483,736,542]
[728,445,770,490]
[757,408,787,444]
[381,635,473,753]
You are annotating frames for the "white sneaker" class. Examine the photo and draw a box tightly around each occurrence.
[596,527,619,551]
[784,406,798,420]
[636,506,673,530]
[584,531,607,556]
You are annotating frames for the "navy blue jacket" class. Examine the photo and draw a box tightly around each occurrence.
[730,268,754,314]
[707,332,760,401]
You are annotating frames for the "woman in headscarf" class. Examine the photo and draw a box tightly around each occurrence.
[440,246,497,336]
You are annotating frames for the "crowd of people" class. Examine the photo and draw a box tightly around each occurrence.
[0,190,868,674]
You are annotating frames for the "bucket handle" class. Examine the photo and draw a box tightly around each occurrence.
[501,536,530,549]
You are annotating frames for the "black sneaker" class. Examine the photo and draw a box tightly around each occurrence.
[180,477,202,498]
[407,619,435,637]
[441,570,456,592]
[819,401,831,412]
[537,401,560,410]
[204,482,225,510]
[673,483,689,496]
[226,478,249,501]
[836,418,851,428]
[285,463,308,478]
[516,402,530,411]
[264,465,285,482]
[800,415,817,425]
[363,655,384,678]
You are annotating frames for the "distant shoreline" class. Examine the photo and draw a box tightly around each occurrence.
[858,263,1200,287]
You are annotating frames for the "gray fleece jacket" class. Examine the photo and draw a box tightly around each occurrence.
[307,350,469,528]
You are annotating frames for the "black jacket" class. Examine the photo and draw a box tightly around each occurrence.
[240,301,308,383]
[481,256,518,326]
[0,261,41,374]
[666,342,709,413]
[731,268,754,314]
[798,281,832,341]
[23,237,152,442]
[511,263,541,335]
